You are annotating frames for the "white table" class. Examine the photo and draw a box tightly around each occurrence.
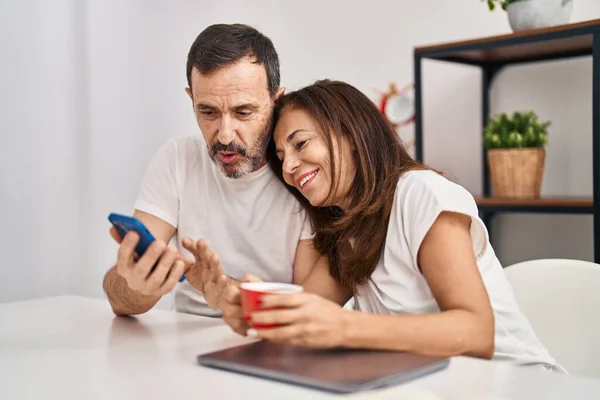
[1,296,599,400]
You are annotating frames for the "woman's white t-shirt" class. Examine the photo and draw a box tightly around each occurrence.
[354,170,565,372]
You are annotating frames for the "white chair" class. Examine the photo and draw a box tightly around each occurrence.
[504,258,600,379]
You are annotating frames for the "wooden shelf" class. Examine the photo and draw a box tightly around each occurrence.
[413,19,600,260]
[415,19,600,65]
[475,196,594,214]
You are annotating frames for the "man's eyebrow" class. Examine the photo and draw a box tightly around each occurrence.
[232,103,260,111]
[195,103,260,111]
[196,103,215,110]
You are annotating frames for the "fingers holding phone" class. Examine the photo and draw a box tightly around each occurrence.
[115,231,183,297]
[109,226,123,244]
[109,213,184,298]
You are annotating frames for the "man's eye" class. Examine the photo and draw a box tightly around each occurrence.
[200,111,216,118]
[236,111,251,118]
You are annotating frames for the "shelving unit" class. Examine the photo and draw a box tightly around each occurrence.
[413,19,600,263]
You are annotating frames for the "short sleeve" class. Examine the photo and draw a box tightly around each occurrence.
[134,140,179,228]
[396,171,488,268]
[299,210,315,240]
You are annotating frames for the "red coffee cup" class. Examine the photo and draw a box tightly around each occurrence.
[240,282,304,329]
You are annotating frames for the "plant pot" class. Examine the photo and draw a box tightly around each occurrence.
[487,148,545,199]
[507,0,573,32]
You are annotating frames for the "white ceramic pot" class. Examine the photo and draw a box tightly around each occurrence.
[507,0,574,31]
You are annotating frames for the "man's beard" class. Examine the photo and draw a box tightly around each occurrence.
[208,122,271,179]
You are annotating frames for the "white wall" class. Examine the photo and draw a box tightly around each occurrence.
[0,0,87,302]
[82,1,210,305]
[2,0,600,303]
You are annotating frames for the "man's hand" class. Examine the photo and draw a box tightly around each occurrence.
[181,238,231,309]
[180,238,263,335]
[110,226,185,298]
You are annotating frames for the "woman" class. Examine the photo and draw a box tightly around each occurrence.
[221,80,563,372]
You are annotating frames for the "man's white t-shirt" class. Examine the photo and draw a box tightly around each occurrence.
[134,136,312,316]
[355,170,565,372]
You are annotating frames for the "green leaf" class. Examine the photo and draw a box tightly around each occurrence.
[507,131,524,147]
[483,110,550,149]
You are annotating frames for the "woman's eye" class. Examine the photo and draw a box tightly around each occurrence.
[295,140,307,150]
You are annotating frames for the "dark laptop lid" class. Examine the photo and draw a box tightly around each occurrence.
[197,340,449,393]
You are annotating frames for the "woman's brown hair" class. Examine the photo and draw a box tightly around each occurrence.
[268,80,429,291]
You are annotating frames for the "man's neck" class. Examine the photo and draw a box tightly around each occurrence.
[252,159,267,172]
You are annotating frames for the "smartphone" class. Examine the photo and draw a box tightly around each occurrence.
[108,213,156,256]
[108,213,185,282]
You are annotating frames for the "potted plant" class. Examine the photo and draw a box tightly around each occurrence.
[484,110,550,199]
[483,0,574,32]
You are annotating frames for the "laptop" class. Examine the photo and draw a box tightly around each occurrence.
[197,340,449,394]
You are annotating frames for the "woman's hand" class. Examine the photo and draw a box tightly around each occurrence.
[220,274,263,336]
[248,292,349,349]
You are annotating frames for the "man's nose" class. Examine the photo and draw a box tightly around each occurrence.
[217,116,236,145]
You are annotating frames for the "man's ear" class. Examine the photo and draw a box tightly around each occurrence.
[185,87,193,102]
[274,86,286,101]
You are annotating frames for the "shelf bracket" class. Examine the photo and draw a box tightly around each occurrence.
[481,64,505,198]
[593,33,600,263]
[484,63,505,87]
[414,54,423,162]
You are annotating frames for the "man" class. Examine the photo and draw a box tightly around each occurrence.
[102,23,323,318]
